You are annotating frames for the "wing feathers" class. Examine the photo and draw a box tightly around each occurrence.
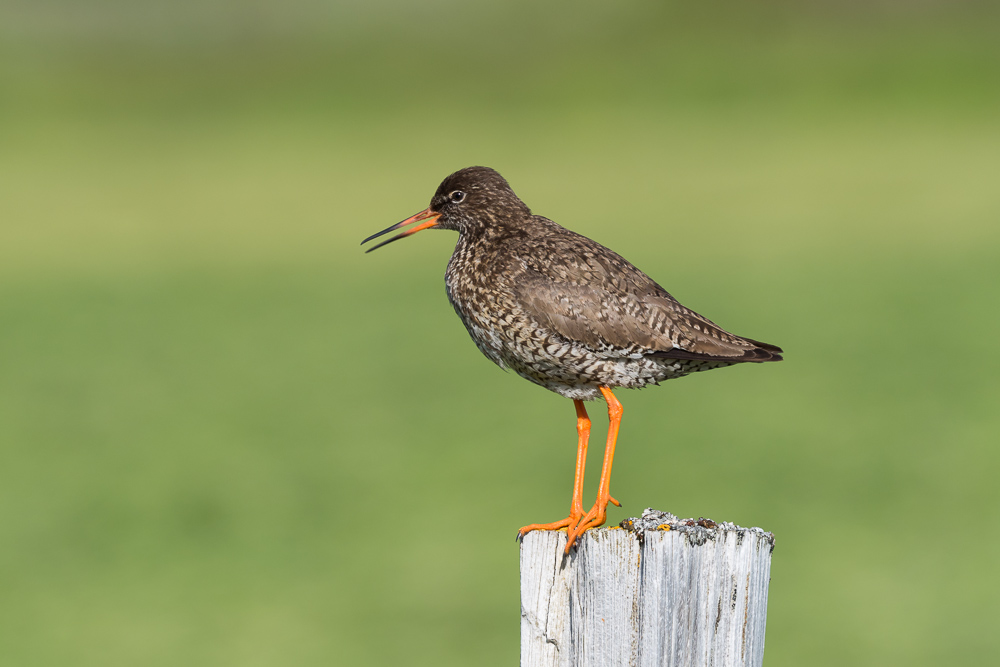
[509,227,782,364]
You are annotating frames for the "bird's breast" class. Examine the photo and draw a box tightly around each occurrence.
[444,241,514,366]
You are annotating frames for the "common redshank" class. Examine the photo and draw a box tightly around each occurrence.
[362,166,782,552]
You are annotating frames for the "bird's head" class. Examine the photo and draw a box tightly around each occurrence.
[361,166,530,252]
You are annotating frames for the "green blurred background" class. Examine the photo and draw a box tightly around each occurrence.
[1,1,998,665]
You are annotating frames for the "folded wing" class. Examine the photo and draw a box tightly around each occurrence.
[511,232,782,363]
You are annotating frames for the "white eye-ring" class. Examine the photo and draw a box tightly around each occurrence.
[449,190,466,203]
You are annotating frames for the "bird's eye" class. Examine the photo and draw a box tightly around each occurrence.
[449,190,466,203]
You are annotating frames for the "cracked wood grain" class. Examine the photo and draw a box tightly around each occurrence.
[520,510,773,667]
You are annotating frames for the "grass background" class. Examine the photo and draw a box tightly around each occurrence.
[1,1,998,665]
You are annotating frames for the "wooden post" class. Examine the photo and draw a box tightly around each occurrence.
[520,509,774,667]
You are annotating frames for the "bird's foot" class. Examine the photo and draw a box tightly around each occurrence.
[563,493,620,554]
[515,495,620,544]
[515,512,586,543]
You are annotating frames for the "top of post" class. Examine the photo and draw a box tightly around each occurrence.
[618,508,776,552]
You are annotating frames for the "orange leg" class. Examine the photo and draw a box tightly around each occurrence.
[564,386,623,553]
[517,400,592,540]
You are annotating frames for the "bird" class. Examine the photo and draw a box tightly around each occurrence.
[362,166,782,553]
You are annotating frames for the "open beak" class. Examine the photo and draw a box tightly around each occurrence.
[361,208,441,253]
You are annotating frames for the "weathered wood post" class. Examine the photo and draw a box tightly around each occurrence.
[520,509,774,667]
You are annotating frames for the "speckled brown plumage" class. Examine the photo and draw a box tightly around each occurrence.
[365,166,781,399]
[362,166,782,551]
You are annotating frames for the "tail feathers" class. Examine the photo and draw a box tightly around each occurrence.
[743,337,784,354]
[650,339,783,363]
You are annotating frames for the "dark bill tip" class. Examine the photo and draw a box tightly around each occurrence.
[361,208,440,252]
